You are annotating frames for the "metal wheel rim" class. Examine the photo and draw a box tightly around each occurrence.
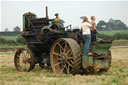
[50,38,82,75]
[51,39,73,74]
[15,48,31,72]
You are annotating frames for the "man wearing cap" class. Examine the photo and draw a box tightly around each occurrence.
[53,13,61,28]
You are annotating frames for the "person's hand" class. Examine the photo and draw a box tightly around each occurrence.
[94,27,96,30]
[87,20,90,23]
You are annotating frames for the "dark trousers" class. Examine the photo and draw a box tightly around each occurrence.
[91,30,97,41]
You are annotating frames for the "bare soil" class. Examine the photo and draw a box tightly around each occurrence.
[0,48,17,52]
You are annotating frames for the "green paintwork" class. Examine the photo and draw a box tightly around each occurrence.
[88,56,93,65]
[82,41,112,71]
[82,55,88,69]
[23,12,36,31]
[23,16,25,31]
[82,55,93,69]
[58,29,65,33]
[90,42,112,54]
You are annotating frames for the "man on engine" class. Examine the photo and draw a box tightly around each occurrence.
[53,13,64,29]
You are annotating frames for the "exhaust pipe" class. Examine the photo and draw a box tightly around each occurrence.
[46,6,48,19]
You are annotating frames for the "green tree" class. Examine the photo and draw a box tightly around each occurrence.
[13,26,21,32]
[96,20,107,30]
[97,18,128,30]
[16,35,26,44]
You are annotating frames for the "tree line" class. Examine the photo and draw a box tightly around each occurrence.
[96,18,128,30]
[3,18,128,32]
[4,26,21,32]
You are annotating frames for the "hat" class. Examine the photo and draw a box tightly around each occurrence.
[55,13,59,16]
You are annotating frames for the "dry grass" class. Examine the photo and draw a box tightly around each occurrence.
[0,46,128,85]
[111,46,128,59]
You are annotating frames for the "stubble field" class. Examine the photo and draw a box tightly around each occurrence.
[0,45,128,85]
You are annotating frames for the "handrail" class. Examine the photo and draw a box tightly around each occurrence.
[64,24,72,31]
[25,16,37,33]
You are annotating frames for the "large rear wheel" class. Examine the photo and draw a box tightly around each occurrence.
[50,38,82,75]
[14,48,36,72]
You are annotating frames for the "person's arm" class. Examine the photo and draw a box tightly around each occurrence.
[80,27,83,33]
[93,23,96,30]
[93,23,98,33]
[87,23,93,29]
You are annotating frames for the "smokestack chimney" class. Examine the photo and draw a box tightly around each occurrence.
[46,6,48,19]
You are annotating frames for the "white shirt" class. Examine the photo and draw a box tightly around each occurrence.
[81,22,91,35]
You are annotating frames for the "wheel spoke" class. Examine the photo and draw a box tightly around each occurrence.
[66,64,70,74]
[24,63,27,71]
[68,52,73,57]
[26,58,31,63]
[21,63,25,71]
[57,43,64,51]
[25,54,30,62]
[66,56,73,60]
[66,61,72,67]
[25,52,29,59]
[22,51,26,57]
[24,51,27,57]
[53,52,62,57]
[22,52,26,61]
[19,50,29,71]
[60,65,66,74]
[25,51,29,60]
[54,62,62,67]
[25,62,30,71]
[70,60,74,64]
[20,55,24,64]
[66,49,72,55]
[24,53,27,60]
[64,42,68,53]
[59,48,63,54]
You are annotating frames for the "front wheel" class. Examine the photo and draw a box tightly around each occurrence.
[14,48,36,72]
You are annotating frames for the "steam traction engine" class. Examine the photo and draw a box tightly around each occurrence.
[14,7,112,74]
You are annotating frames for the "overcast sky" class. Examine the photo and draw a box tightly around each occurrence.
[1,1,128,31]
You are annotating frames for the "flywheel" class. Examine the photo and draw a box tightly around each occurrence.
[50,38,82,74]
